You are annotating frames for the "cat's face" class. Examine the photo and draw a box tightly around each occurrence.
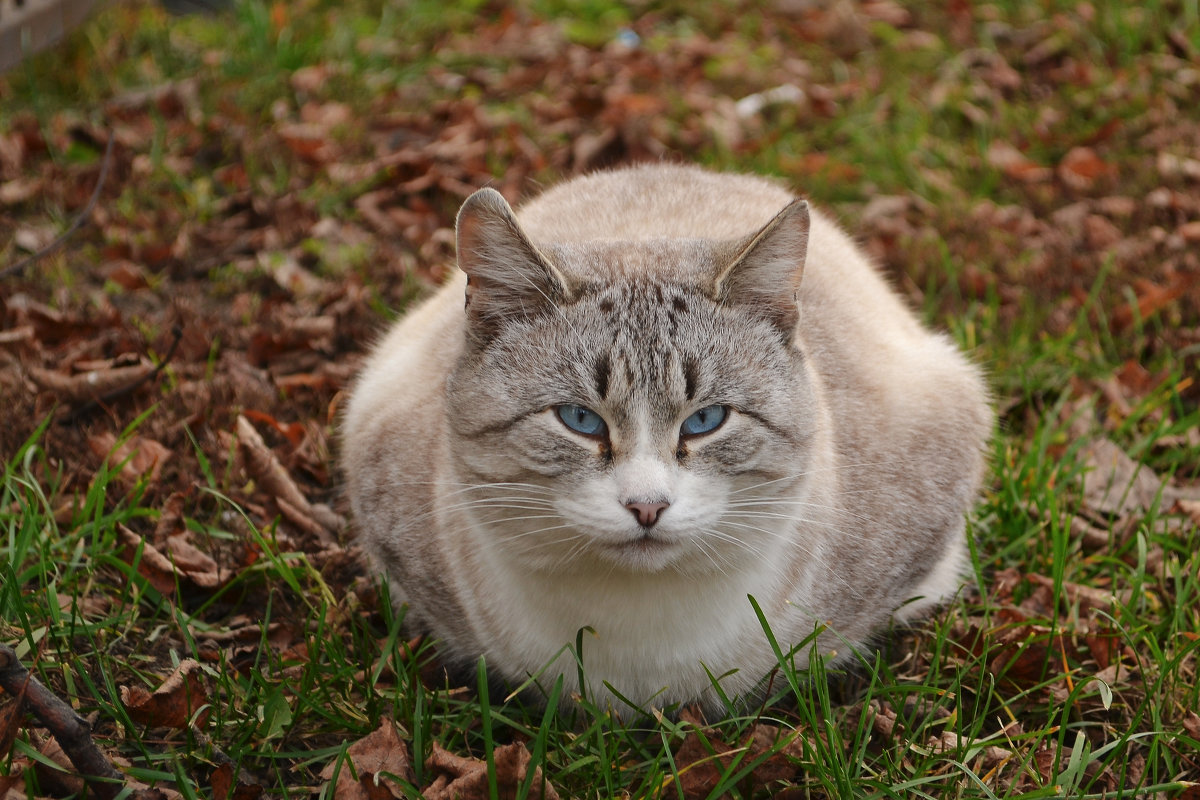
[445,191,817,575]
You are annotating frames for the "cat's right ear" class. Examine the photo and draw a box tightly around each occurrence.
[456,188,575,343]
[711,197,809,338]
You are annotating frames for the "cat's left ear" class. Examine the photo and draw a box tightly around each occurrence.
[455,188,575,342]
[711,198,809,336]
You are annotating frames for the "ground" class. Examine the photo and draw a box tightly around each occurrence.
[1,0,1199,798]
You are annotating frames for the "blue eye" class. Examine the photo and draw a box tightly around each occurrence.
[556,404,608,437]
[680,405,727,436]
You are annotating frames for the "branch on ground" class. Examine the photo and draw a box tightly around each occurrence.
[0,643,126,800]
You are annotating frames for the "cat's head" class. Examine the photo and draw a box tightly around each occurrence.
[445,187,820,575]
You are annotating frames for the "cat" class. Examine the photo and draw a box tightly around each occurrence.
[342,163,992,714]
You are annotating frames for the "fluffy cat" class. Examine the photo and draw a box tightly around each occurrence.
[342,164,991,713]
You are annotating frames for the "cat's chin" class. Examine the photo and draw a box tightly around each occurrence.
[594,535,684,573]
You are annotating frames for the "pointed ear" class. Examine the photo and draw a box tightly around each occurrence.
[711,198,809,336]
[455,188,574,342]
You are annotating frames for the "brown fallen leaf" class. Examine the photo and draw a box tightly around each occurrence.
[0,325,35,346]
[31,732,86,798]
[983,607,1058,689]
[89,433,171,486]
[1079,438,1180,518]
[236,414,344,537]
[987,141,1052,183]
[1112,274,1193,330]
[1156,151,1200,181]
[0,684,25,761]
[28,360,156,404]
[672,717,803,798]
[210,762,264,800]
[277,496,337,547]
[423,741,560,800]
[120,659,209,729]
[1084,623,1122,670]
[277,123,336,164]
[321,718,414,800]
[153,492,189,540]
[117,525,222,593]
[118,525,182,595]
[0,176,43,204]
[163,534,222,588]
[741,724,804,786]
[869,699,897,739]
[1181,711,1200,741]
[1079,440,1146,516]
[1026,572,1117,613]
[1178,499,1200,528]
[1058,146,1112,191]
[0,772,26,800]
[103,260,151,290]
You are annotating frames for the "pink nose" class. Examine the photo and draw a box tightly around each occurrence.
[625,501,669,527]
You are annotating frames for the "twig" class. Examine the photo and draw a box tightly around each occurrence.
[0,130,116,280]
[0,643,125,800]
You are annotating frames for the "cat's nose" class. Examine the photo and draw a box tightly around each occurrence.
[625,501,670,527]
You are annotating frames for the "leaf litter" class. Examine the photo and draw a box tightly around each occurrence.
[1,0,1199,797]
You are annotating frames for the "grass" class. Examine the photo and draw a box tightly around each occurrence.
[2,0,1200,797]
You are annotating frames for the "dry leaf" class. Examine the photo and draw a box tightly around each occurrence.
[320,718,414,800]
[163,535,222,588]
[89,432,171,486]
[104,260,151,290]
[422,741,560,800]
[869,699,897,738]
[0,325,35,346]
[1178,499,1200,528]
[1058,146,1111,190]
[1114,273,1195,329]
[1156,151,1200,181]
[120,659,209,728]
[672,719,802,798]
[153,492,189,540]
[31,733,85,797]
[29,361,155,404]
[277,123,335,164]
[987,141,1052,182]
[290,65,329,94]
[210,762,264,800]
[742,724,804,785]
[0,689,25,762]
[117,524,222,593]
[1182,711,1200,740]
[118,524,182,594]
[237,414,343,536]
[0,177,43,204]
[1080,438,1169,517]
[0,772,27,800]
[1026,573,1117,612]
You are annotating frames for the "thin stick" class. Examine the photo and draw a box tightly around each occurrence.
[0,130,116,280]
[0,644,125,800]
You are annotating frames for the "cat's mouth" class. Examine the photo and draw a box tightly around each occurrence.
[598,533,680,569]
[608,535,671,550]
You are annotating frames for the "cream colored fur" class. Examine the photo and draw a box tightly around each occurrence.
[342,164,992,714]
